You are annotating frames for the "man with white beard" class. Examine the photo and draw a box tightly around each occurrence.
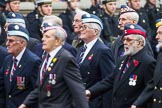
[86,24,156,108]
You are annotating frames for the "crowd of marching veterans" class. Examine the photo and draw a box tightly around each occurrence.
[0,0,162,108]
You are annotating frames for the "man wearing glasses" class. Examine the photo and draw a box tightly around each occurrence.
[76,14,115,108]
[0,24,41,108]
[86,24,156,108]
[111,5,153,64]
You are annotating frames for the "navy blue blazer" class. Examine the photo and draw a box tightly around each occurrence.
[0,46,8,68]
[33,42,77,59]
[76,39,115,108]
[0,46,8,108]
[1,49,41,108]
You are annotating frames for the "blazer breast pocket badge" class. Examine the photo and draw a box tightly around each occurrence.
[17,76,25,90]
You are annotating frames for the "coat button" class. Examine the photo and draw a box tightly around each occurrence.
[154,86,157,90]
[160,87,162,90]
[159,100,161,103]
[87,72,90,75]
[8,95,12,98]
[153,99,156,102]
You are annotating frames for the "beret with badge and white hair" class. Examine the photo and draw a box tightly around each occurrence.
[7,24,29,41]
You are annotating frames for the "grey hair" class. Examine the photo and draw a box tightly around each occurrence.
[53,28,67,44]
[135,34,146,46]
[125,12,139,24]
[43,15,63,27]
[89,23,102,37]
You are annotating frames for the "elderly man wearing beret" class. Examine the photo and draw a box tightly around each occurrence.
[76,13,115,108]
[131,19,162,108]
[86,24,156,108]
[0,24,41,108]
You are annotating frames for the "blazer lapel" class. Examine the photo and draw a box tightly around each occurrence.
[114,57,140,93]
[10,50,28,91]
[81,40,100,66]
[5,57,13,92]
[41,48,63,87]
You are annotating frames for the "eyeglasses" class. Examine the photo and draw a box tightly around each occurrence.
[80,25,96,31]
[6,39,21,43]
[122,37,139,43]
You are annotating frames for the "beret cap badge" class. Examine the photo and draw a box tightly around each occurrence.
[14,25,19,30]
[12,13,16,17]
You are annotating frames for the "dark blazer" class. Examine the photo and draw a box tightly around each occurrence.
[23,48,89,108]
[89,47,156,108]
[76,39,115,108]
[0,46,8,68]
[0,46,8,108]
[1,49,41,108]
[133,52,162,108]
[33,42,77,59]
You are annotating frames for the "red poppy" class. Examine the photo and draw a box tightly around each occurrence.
[88,54,93,60]
[5,69,9,75]
[133,59,139,67]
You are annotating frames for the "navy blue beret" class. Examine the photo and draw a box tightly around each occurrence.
[6,12,25,25]
[41,22,67,37]
[124,24,147,38]
[119,5,136,16]
[7,24,29,41]
[81,14,103,30]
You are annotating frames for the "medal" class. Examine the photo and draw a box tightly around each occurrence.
[47,91,51,97]
[129,75,137,86]
[50,63,54,67]
[48,67,51,72]
[132,81,136,86]
[52,79,56,85]
[46,85,51,97]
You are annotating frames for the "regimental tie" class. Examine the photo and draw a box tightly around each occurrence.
[10,58,17,82]
[120,57,131,79]
[41,53,50,84]
[77,45,87,65]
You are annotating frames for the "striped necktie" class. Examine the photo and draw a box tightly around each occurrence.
[78,45,87,64]
[121,57,131,79]
[10,58,17,82]
[41,53,50,83]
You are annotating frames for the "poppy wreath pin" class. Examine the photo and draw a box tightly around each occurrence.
[5,68,9,75]
[88,54,93,61]
[133,59,139,67]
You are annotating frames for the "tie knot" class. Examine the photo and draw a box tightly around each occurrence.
[46,53,50,61]
[82,45,87,51]
[13,58,17,63]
